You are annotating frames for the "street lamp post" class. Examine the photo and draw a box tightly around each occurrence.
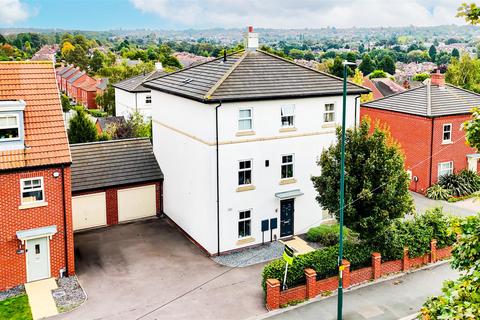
[337,61,355,320]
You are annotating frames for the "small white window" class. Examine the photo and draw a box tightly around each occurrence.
[238,210,251,238]
[438,161,453,179]
[21,178,44,204]
[238,109,252,131]
[0,114,20,141]
[238,160,252,186]
[145,95,152,104]
[442,124,452,143]
[281,154,294,179]
[324,103,335,123]
[281,105,295,127]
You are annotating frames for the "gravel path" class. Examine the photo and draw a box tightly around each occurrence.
[0,285,25,301]
[212,241,284,267]
[52,276,86,313]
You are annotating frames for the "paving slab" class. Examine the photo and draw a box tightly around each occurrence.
[25,278,58,320]
[281,236,315,255]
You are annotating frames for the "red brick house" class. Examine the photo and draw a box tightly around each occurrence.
[76,77,98,109]
[60,67,79,92]
[55,65,74,89]
[361,71,480,193]
[0,61,75,290]
[66,71,87,100]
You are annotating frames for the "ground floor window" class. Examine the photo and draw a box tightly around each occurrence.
[438,161,453,178]
[238,210,251,238]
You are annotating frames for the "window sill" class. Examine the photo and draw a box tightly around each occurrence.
[236,130,255,137]
[236,237,255,246]
[441,141,453,145]
[19,202,48,210]
[236,185,256,192]
[279,178,297,185]
[279,127,297,133]
[322,123,336,128]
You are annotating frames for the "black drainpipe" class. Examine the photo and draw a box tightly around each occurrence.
[215,101,222,256]
[428,117,435,187]
[61,164,69,276]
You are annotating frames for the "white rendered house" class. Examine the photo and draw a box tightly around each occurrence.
[144,30,369,255]
[113,63,164,120]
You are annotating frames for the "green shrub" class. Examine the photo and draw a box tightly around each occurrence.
[306,224,354,246]
[412,73,430,81]
[417,208,456,248]
[86,109,108,118]
[426,184,452,200]
[368,69,387,79]
[438,170,480,197]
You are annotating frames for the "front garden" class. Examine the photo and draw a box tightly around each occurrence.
[0,294,32,320]
[426,170,480,202]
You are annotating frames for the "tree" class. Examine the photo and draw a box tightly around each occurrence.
[351,69,374,103]
[68,109,98,144]
[359,54,375,75]
[378,56,395,75]
[452,48,460,59]
[464,107,480,151]
[60,94,71,113]
[61,41,75,59]
[95,86,115,115]
[412,73,430,82]
[435,51,452,65]
[368,69,387,79]
[311,120,413,242]
[445,55,480,93]
[89,49,105,73]
[421,214,480,319]
[107,111,151,139]
[457,2,480,25]
[429,45,437,61]
[329,56,353,78]
[68,46,89,70]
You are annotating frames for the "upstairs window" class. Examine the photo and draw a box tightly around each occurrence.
[281,105,295,127]
[145,95,152,104]
[238,160,252,186]
[324,103,335,123]
[442,124,452,143]
[0,115,20,141]
[438,161,453,179]
[281,154,294,179]
[238,210,251,238]
[21,178,44,204]
[238,109,252,131]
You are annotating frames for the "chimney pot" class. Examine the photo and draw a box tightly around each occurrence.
[431,70,445,87]
[248,26,254,33]
[246,26,259,51]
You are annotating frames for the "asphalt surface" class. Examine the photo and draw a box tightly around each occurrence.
[411,191,478,217]
[262,263,459,320]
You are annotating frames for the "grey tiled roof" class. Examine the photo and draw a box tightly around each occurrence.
[362,83,480,117]
[143,50,370,103]
[70,138,163,192]
[68,71,85,84]
[113,70,165,93]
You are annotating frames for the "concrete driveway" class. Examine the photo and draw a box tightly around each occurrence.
[55,218,267,320]
[411,191,478,217]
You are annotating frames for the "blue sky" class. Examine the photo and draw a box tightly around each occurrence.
[0,0,467,30]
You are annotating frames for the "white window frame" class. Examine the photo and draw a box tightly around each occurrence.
[145,95,152,104]
[281,154,295,180]
[438,161,453,179]
[238,108,253,131]
[0,114,20,141]
[238,209,252,239]
[20,177,45,205]
[442,123,452,144]
[323,103,336,123]
[280,105,295,128]
[238,159,253,186]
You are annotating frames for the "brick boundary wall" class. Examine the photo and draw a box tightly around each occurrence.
[266,239,452,310]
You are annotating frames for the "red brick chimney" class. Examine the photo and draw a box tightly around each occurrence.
[431,70,445,87]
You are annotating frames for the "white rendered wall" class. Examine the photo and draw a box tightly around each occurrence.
[115,89,153,119]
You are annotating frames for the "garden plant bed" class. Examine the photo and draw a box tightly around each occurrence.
[52,276,86,313]
[0,294,32,320]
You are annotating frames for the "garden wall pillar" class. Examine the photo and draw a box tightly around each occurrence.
[342,259,351,288]
[403,247,410,272]
[430,239,437,263]
[304,268,317,299]
[265,279,281,310]
[372,252,381,279]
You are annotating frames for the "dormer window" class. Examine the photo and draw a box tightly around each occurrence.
[0,114,20,141]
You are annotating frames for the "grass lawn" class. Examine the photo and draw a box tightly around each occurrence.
[0,294,33,320]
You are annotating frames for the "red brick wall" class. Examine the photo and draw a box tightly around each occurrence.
[0,166,74,290]
[380,260,403,276]
[361,108,478,193]
[279,285,306,306]
[350,267,373,285]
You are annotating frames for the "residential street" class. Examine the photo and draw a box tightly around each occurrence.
[411,191,478,217]
[261,263,459,320]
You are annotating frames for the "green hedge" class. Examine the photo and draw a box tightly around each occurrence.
[306,224,355,246]
[261,242,371,292]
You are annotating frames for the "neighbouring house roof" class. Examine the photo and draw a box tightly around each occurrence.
[0,61,71,170]
[68,71,86,84]
[95,116,125,132]
[57,65,74,76]
[113,70,166,93]
[362,77,405,100]
[62,67,79,79]
[362,82,480,117]
[96,78,109,91]
[70,138,163,192]
[144,50,369,103]
[76,77,97,92]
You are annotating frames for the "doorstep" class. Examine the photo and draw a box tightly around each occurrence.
[24,278,58,320]
[280,236,315,255]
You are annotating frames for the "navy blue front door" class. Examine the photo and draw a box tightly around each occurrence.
[280,199,294,237]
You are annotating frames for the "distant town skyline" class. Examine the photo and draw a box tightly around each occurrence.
[0,0,468,31]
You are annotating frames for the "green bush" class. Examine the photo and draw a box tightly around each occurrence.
[86,109,108,118]
[438,170,480,197]
[412,73,430,81]
[306,224,354,246]
[368,69,387,79]
[426,184,452,200]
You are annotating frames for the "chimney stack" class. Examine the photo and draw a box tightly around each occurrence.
[431,69,445,87]
[246,26,259,51]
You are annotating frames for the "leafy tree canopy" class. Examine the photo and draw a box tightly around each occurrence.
[445,55,480,93]
[368,69,387,79]
[464,107,480,151]
[359,54,376,75]
[68,109,98,144]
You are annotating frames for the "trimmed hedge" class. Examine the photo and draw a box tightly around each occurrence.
[306,224,354,246]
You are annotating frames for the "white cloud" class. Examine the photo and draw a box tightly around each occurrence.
[0,0,31,24]
[130,0,466,29]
